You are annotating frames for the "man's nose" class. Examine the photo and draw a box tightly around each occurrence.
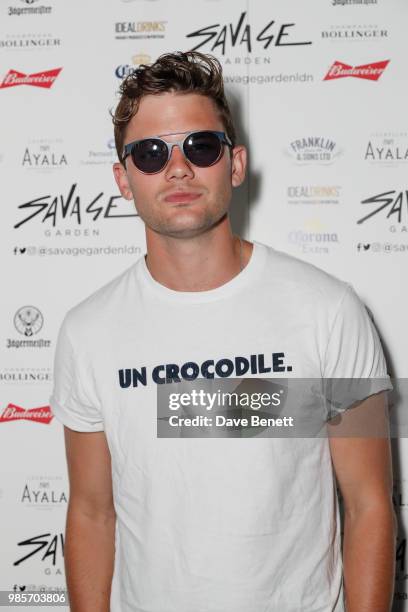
[164,144,194,178]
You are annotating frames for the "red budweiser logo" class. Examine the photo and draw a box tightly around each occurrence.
[0,68,62,89]
[0,404,54,424]
[324,60,389,81]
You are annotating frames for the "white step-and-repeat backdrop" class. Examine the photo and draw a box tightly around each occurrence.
[1,0,407,608]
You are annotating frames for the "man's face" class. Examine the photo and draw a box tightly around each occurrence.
[113,91,246,239]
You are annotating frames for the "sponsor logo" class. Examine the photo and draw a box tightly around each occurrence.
[0,404,53,424]
[14,183,138,230]
[323,60,389,81]
[81,139,117,165]
[364,133,408,165]
[7,306,51,349]
[288,220,340,254]
[0,33,60,49]
[14,305,43,336]
[0,367,52,384]
[115,20,167,40]
[186,11,312,55]
[393,479,407,508]
[287,185,341,205]
[284,136,342,165]
[0,68,61,89]
[332,0,378,5]
[357,190,408,232]
[13,532,64,575]
[22,140,67,169]
[21,476,67,506]
[321,25,387,41]
[396,537,407,581]
[115,52,151,79]
[7,0,53,17]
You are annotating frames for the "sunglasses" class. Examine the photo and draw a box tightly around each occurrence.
[122,130,233,174]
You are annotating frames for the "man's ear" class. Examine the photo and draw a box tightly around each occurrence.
[230,145,247,188]
[113,162,133,200]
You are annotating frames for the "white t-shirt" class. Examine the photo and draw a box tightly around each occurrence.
[50,241,391,612]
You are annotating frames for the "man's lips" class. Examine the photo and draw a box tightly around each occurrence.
[164,192,202,203]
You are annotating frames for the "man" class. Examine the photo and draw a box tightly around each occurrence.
[50,51,397,612]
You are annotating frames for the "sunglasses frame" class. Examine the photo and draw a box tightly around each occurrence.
[122,129,233,173]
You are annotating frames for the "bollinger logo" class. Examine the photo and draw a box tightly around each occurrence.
[186,11,312,54]
[0,68,62,89]
[324,60,389,81]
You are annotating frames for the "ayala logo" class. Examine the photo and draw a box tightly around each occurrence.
[324,60,389,81]
[186,11,312,54]
[0,68,62,89]
[14,533,64,567]
[365,140,408,163]
[0,404,53,424]
[22,147,68,168]
[21,484,67,505]
[357,190,408,224]
[14,183,138,228]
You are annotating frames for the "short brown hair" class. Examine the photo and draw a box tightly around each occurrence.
[112,50,237,165]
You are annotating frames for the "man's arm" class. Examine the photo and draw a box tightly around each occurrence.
[328,391,398,612]
[63,427,116,612]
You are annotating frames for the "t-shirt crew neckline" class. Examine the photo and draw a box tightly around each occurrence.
[137,240,266,304]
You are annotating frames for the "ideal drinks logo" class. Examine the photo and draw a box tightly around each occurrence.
[0,68,61,89]
[185,11,312,55]
[357,190,408,233]
[287,185,341,205]
[114,20,167,40]
[324,60,389,81]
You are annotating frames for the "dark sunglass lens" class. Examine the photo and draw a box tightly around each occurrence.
[184,132,222,167]
[131,139,168,173]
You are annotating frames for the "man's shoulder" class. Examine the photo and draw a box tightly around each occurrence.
[259,241,350,305]
[62,258,141,337]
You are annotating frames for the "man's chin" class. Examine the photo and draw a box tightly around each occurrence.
[143,208,229,239]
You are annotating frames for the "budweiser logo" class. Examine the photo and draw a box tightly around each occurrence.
[0,404,53,424]
[324,60,389,81]
[0,68,62,89]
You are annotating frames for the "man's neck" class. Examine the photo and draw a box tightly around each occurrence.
[144,226,252,292]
